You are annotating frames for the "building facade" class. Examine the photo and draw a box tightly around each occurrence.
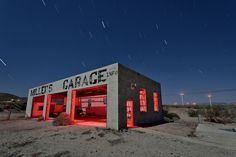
[26,63,163,130]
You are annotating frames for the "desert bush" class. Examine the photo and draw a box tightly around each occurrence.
[163,109,168,115]
[163,110,180,122]
[204,106,233,124]
[37,116,44,122]
[188,130,197,137]
[53,113,74,126]
[20,103,27,110]
[188,109,199,117]
[166,112,180,119]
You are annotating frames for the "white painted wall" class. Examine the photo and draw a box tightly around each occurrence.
[26,63,119,129]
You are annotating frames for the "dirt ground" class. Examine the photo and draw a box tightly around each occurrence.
[0,109,235,157]
[149,107,198,137]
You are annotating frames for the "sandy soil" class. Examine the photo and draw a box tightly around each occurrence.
[196,122,236,150]
[0,112,236,157]
[148,107,198,137]
[0,111,25,121]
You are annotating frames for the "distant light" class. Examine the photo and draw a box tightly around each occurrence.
[155,24,159,31]
[0,58,7,66]
[88,31,93,39]
[54,4,59,14]
[180,93,185,96]
[127,54,132,60]
[164,40,168,45]
[81,61,87,68]
[41,0,46,7]
[101,21,106,29]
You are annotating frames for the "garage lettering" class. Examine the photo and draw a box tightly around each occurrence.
[63,80,68,89]
[98,69,106,83]
[75,76,81,88]
[63,69,107,90]
[89,71,97,84]
[30,84,53,96]
[82,75,88,86]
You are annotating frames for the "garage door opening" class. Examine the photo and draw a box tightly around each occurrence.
[73,85,107,128]
[31,96,45,118]
[46,92,67,119]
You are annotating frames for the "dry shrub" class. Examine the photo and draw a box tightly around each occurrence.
[188,109,199,117]
[204,106,233,124]
[53,113,74,126]
[163,109,180,122]
[37,116,44,122]
[167,112,180,120]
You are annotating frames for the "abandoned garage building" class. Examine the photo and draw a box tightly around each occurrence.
[26,63,163,130]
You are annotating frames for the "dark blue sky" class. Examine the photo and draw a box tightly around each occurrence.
[0,0,236,104]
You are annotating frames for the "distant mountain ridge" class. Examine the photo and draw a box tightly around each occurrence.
[0,93,23,101]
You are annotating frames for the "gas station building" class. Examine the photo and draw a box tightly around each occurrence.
[26,63,163,130]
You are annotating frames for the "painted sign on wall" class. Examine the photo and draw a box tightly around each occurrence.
[30,84,53,96]
[29,66,118,97]
[62,69,107,90]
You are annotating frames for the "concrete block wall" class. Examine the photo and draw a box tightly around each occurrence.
[118,64,163,128]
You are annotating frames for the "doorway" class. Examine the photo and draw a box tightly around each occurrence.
[31,96,45,118]
[74,85,107,127]
[45,92,67,120]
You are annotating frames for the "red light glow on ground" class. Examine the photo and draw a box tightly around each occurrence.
[74,117,106,128]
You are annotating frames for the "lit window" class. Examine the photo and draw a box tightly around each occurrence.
[153,92,159,112]
[139,89,147,112]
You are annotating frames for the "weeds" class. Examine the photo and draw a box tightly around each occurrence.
[204,106,234,124]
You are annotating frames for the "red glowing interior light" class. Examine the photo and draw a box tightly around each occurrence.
[34,85,108,128]
[139,88,147,112]
[153,92,159,112]
[70,90,76,120]
[127,101,134,127]
[31,96,44,118]
[45,95,52,120]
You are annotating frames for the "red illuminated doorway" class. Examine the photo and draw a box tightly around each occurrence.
[127,101,134,128]
[31,96,45,118]
[45,92,67,120]
[74,85,107,128]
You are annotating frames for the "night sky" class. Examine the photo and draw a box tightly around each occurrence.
[0,0,236,104]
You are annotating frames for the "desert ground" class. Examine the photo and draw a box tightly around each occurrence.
[0,108,235,157]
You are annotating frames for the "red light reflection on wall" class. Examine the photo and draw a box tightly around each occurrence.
[31,96,44,118]
[139,89,147,112]
[127,101,134,127]
[153,92,159,112]
[45,95,52,120]
[71,90,76,120]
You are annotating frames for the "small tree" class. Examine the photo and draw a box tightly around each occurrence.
[7,103,12,120]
